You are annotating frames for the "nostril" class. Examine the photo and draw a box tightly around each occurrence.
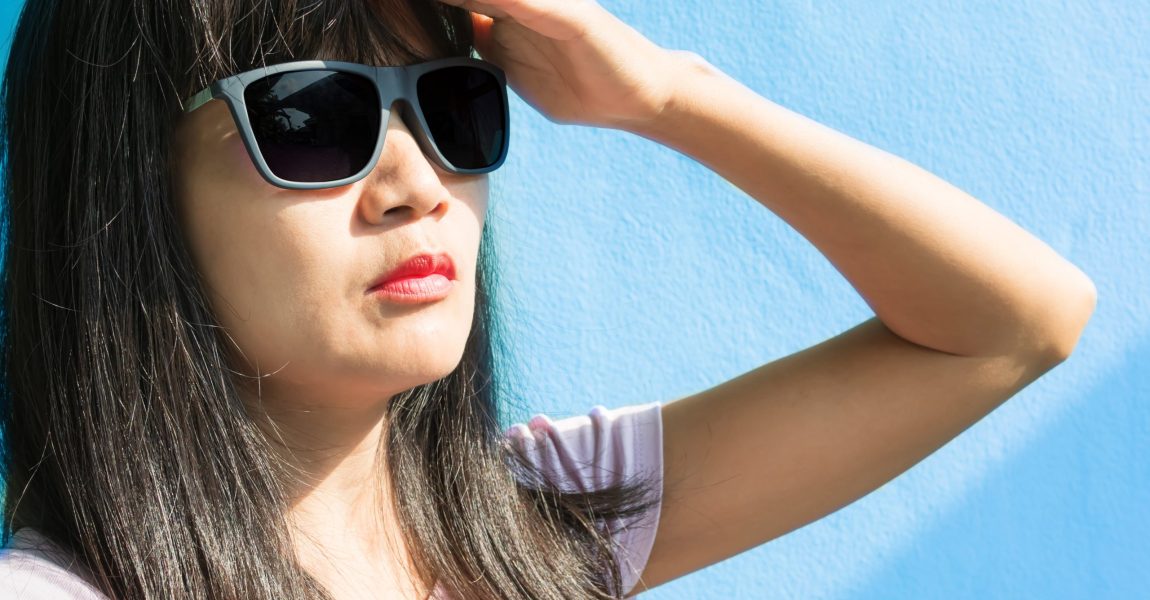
[383,206,412,218]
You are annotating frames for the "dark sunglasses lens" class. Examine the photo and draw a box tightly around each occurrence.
[244,70,380,183]
[417,66,506,170]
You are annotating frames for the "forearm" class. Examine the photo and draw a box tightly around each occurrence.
[629,53,1096,360]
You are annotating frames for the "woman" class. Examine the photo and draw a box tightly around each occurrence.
[0,0,1096,598]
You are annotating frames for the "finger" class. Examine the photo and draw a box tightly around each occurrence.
[470,12,496,60]
[434,0,513,20]
[436,0,597,41]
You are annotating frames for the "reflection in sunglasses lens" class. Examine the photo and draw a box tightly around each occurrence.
[245,70,380,183]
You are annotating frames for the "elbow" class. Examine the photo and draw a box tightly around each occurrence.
[1030,273,1098,366]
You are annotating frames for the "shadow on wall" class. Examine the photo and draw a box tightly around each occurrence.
[846,333,1150,600]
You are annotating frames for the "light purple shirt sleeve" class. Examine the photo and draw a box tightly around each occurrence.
[0,529,109,599]
[502,401,665,596]
[0,401,666,598]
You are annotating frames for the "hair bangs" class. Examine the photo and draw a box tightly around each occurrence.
[177,0,474,106]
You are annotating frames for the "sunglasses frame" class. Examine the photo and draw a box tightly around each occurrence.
[181,56,510,190]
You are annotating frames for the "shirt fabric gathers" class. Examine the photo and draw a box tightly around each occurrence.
[0,401,665,599]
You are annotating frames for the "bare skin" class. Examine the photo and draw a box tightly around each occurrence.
[172,0,1096,598]
[435,0,1095,596]
[170,37,481,599]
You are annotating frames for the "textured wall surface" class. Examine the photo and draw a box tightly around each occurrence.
[487,2,1148,598]
[2,1,1146,599]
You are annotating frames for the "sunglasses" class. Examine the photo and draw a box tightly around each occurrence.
[181,56,510,190]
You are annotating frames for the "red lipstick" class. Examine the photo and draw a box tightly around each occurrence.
[368,252,456,304]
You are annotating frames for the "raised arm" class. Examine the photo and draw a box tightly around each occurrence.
[620,40,1096,599]
[629,56,1095,361]
[430,1,1097,595]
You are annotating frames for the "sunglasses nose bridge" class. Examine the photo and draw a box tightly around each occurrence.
[372,66,417,146]
[373,66,449,174]
[372,66,409,112]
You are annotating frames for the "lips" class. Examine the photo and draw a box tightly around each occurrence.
[370,252,456,290]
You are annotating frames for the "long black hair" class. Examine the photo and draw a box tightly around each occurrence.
[0,1,660,598]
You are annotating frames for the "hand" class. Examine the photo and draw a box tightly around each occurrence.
[434,0,687,131]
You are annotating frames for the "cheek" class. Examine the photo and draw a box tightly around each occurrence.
[176,148,286,343]
[193,216,322,375]
[172,108,327,368]
[223,133,275,188]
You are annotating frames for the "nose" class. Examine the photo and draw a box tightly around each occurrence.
[356,102,451,226]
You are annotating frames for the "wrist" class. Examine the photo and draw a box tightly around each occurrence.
[618,49,729,140]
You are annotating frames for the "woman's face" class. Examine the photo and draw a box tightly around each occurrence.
[170,67,488,407]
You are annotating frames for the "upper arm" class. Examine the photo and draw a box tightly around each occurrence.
[627,317,1065,594]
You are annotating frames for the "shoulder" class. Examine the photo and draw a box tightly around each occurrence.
[502,401,664,492]
[502,401,665,595]
[0,529,109,600]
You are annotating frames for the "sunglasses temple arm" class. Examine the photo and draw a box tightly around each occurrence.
[182,86,217,113]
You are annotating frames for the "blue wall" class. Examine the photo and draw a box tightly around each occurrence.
[0,0,16,258]
[2,1,1146,598]
[490,2,1147,598]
